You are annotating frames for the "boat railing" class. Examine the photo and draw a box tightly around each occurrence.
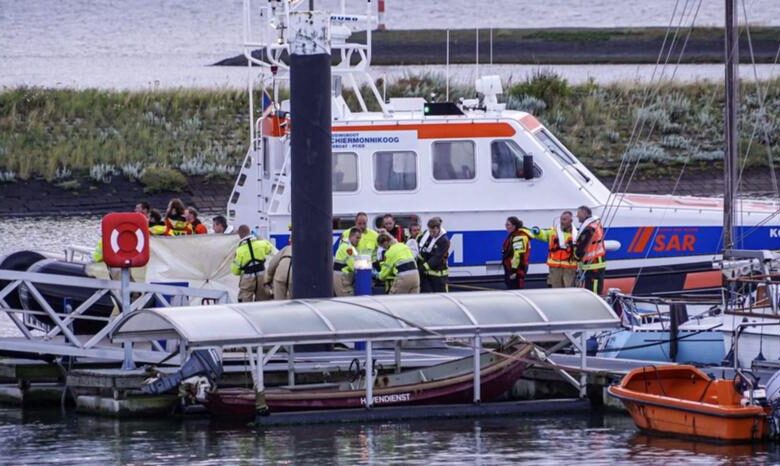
[0,269,229,362]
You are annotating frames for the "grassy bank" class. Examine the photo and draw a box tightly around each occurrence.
[1,74,779,189]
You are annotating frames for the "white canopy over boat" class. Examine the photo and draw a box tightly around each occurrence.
[111,289,619,348]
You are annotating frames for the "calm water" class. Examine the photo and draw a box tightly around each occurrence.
[0,408,777,465]
[3,0,780,89]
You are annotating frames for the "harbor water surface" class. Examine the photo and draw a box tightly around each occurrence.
[1,406,778,465]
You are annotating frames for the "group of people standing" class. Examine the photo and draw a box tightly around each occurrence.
[92,199,231,263]
[333,213,450,297]
[502,205,607,295]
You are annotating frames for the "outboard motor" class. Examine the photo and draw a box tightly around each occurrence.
[141,349,223,395]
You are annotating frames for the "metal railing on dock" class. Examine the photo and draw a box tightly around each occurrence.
[0,269,229,363]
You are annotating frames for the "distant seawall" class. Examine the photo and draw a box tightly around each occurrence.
[214,27,780,66]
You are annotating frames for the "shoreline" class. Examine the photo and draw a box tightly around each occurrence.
[214,27,780,66]
[0,169,774,219]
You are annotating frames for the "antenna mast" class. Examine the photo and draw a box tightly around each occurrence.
[723,0,739,252]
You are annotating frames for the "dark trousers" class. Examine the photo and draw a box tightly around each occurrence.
[504,267,527,289]
[421,275,448,293]
[583,268,606,295]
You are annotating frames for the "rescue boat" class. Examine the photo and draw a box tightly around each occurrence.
[227,1,780,294]
[608,365,769,442]
[204,345,531,421]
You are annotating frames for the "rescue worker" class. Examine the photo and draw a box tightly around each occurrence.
[382,214,407,242]
[212,215,234,234]
[529,211,578,288]
[574,205,607,295]
[164,198,191,235]
[340,212,379,261]
[185,206,208,235]
[418,217,450,293]
[377,233,420,294]
[333,227,361,296]
[135,202,151,219]
[501,216,531,289]
[406,222,422,259]
[148,208,168,236]
[231,225,274,302]
[265,237,292,300]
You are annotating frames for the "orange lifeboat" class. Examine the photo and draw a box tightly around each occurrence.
[608,365,768,442]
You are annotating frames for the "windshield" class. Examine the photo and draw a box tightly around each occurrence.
[535,130,577,165]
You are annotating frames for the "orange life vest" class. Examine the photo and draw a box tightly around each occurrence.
[582,219,606,269]
[547,228,577,269]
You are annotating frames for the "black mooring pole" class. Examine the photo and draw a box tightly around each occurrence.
[290,11,333,299]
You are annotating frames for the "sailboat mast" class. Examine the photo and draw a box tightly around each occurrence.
[723,0,739,252]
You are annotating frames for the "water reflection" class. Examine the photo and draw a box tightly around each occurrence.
[1,407,776,465]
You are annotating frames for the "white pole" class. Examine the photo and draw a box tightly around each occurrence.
[121,268,135,370]
[287,345,295,386]
[473,333,481,403]
[579,333,587,398]
[365,340,374,408]
[446,30,450,101]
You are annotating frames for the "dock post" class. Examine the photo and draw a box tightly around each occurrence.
[579,332,587,398]
[120,268,135,371]
[289,10,333,300]
[287,345,295,387]
[255,345,269,415]
[365,341,373,408]
[473,332,481,403]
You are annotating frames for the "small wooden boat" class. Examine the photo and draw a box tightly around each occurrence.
[205,344,532,420]
[608,365,768,442]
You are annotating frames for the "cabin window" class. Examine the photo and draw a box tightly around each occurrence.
[373,151,417,191]
[332,216,355,230]
[432,141,476,180]
[373,214,420,231]
[491,140,541,179]
[535,129,577,165]
[333,152,359,192]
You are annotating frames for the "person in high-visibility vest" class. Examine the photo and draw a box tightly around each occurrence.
[148,209,169,236]
[418,217,450,293]
[164,198,191,235]
[333,227,362,297]
[529,211,578,288]
[377,233,420,294]
[185,206,208,235]
[340,212,379,264]
[231,225,275,302]
[574,205,607,295]
[502,216,531,289]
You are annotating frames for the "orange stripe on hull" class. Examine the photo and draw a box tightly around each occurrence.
[683,270,723,290]
[518,114,542,133]
[333,122,516,139]
[632,227,655,254]
[602,277,636,295]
